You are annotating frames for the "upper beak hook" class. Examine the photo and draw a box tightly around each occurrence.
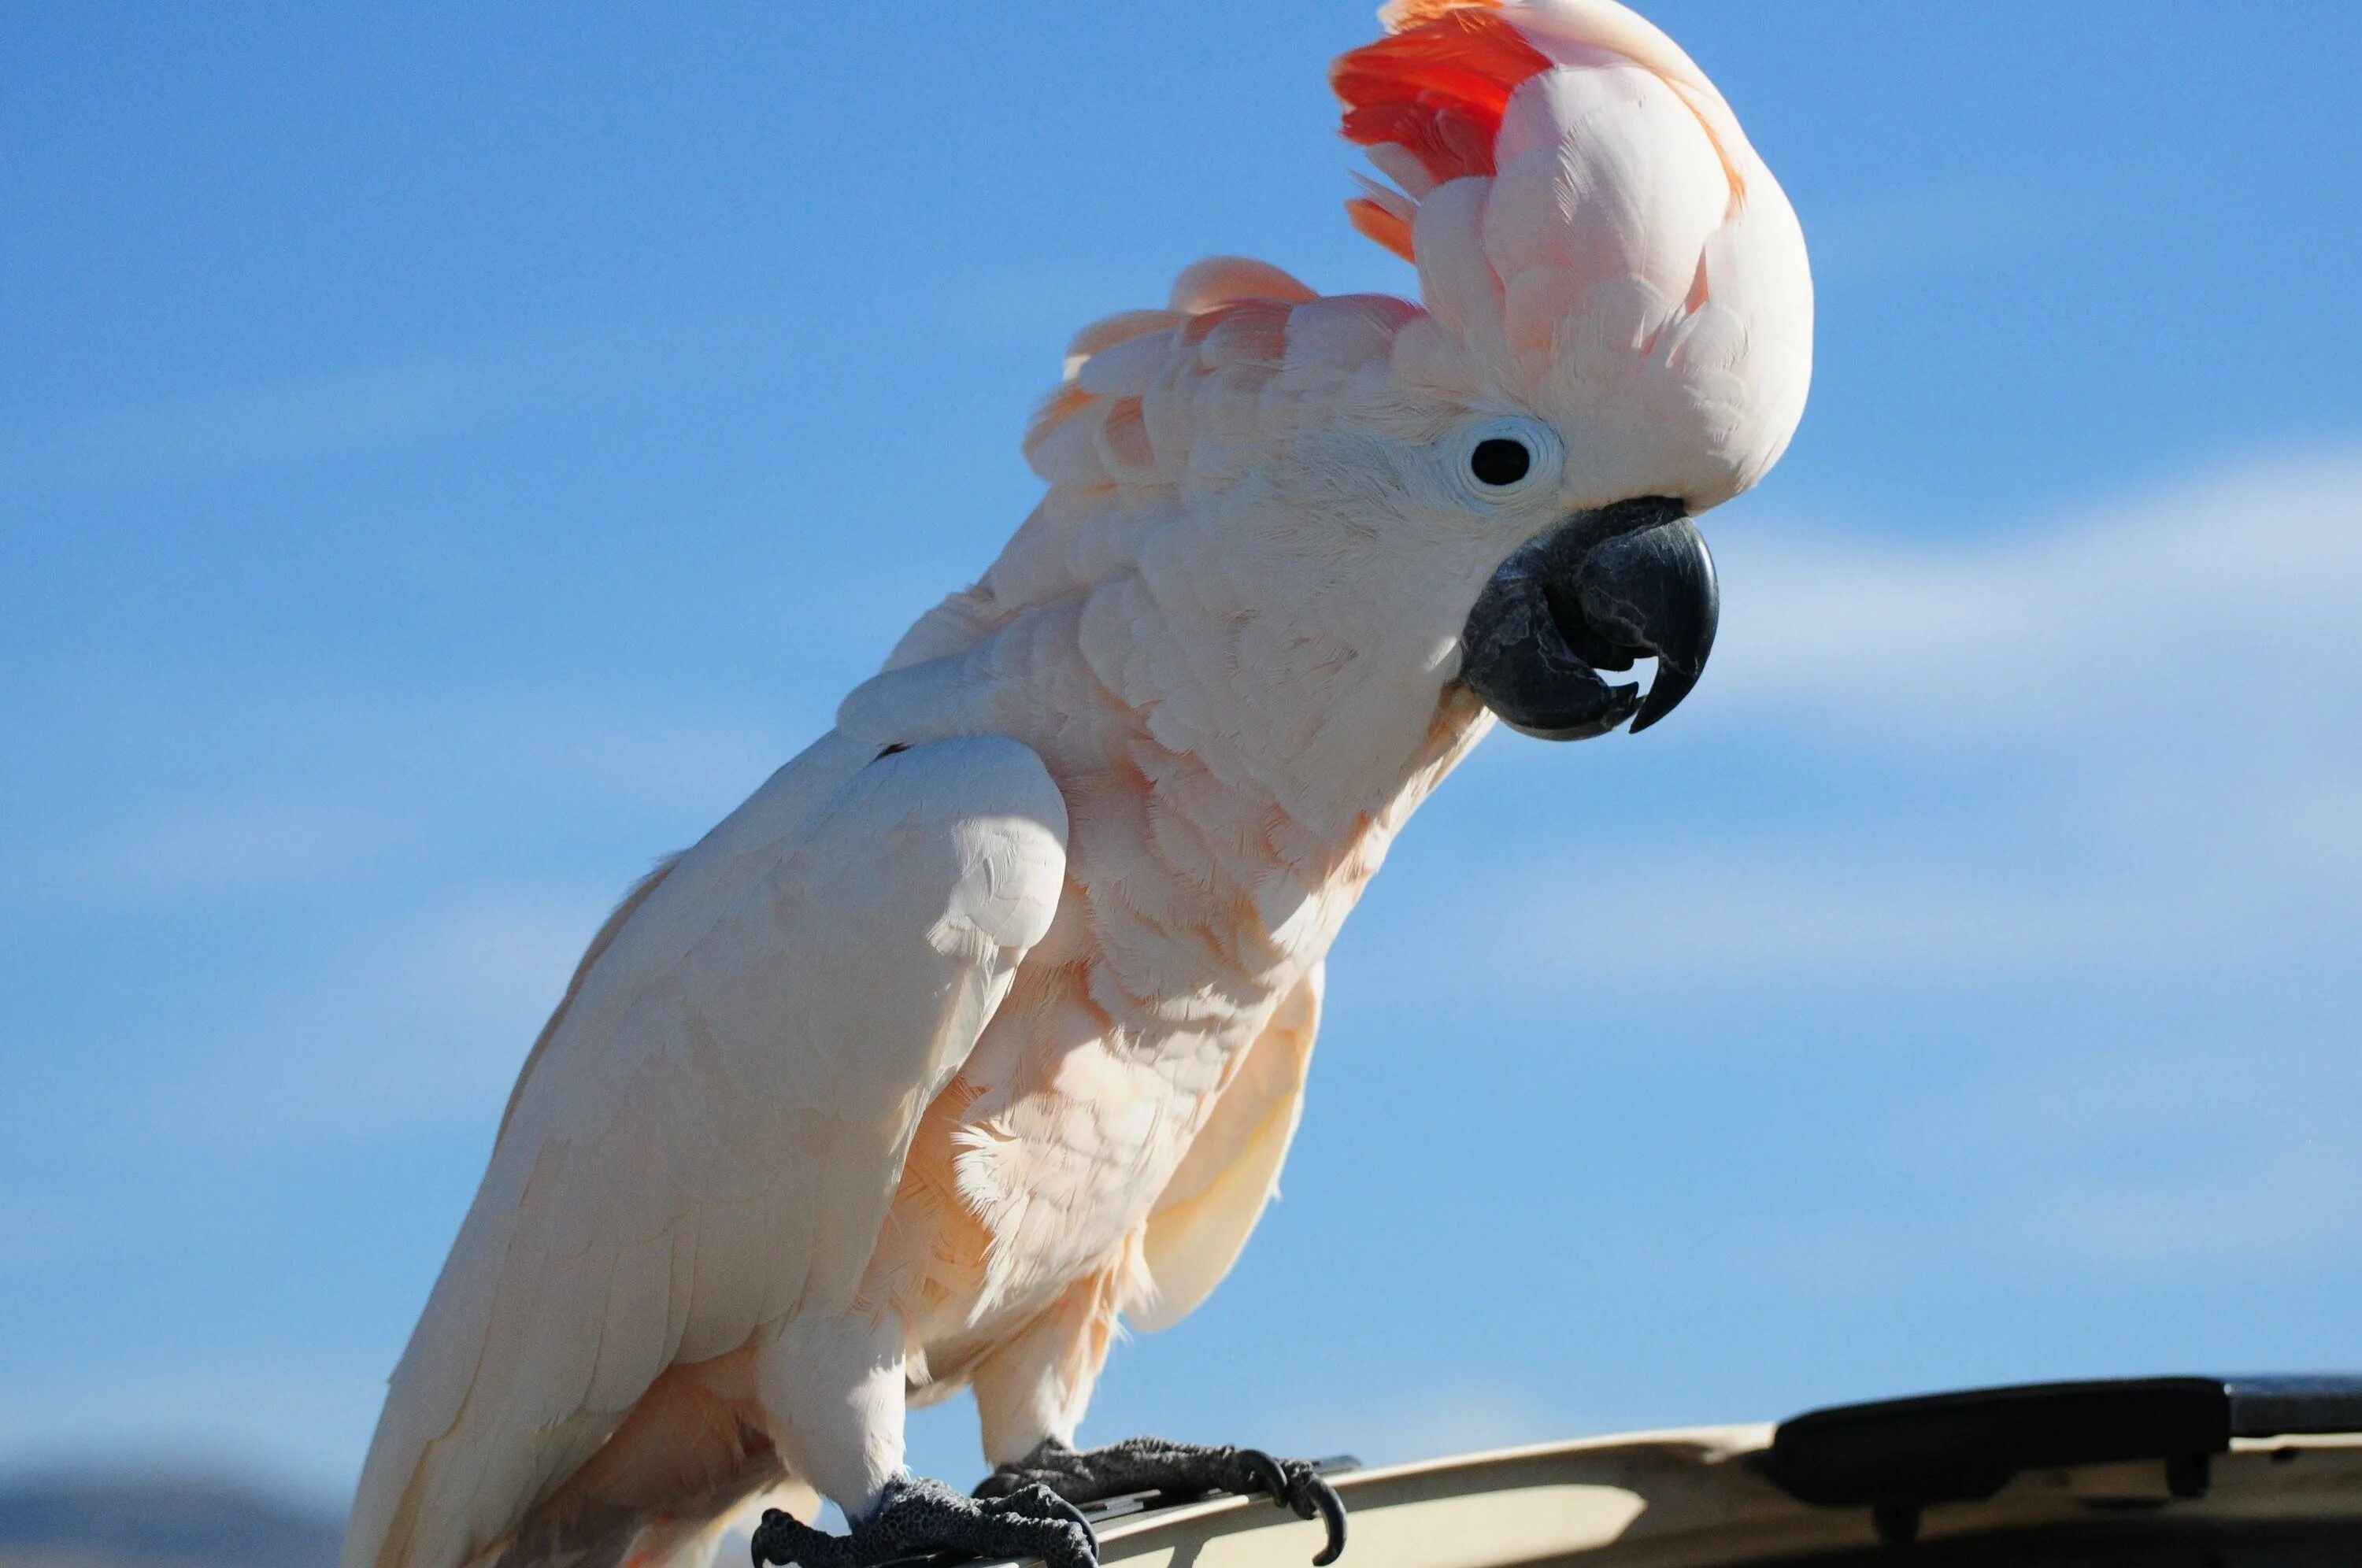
[1577,513,1718,732]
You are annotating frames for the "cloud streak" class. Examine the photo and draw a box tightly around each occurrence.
[1368,446,2362,997]
[1713,449,2362,741]
[0,313,784,498]
[153,882,617,1147]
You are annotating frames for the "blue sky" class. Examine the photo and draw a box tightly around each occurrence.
[4,1,2360,1518]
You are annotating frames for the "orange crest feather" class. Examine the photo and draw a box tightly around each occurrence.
[1330,3,1553,187]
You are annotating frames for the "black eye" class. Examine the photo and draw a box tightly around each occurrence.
[1469,437,1532,487]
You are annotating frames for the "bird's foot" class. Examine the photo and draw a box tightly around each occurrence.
[751,1474,1098,1568]
[976,1437,1347,1566]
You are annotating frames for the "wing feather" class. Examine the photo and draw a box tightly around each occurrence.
[343,733,1068,1568]
[1131,964,1322,1333]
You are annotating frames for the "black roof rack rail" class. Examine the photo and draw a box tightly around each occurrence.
[1754,1374,2362,1547]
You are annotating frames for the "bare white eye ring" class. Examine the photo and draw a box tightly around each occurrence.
[1453,416,1562,503]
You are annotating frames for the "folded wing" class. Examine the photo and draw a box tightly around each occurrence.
[1134,964,1322,1333]
[342,732,1069,1568]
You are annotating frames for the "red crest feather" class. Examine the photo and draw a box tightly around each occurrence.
[1330,4,1553,187]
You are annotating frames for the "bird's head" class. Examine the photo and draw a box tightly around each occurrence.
[910,0,1814,827]
[1316,0,1814,740]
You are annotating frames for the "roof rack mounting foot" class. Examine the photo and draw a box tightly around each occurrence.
[1871,1502,1920,1547]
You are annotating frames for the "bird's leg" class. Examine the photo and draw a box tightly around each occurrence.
[964,1282,1345,1560]
[752,1313,1096,1568]
[976,1437,1347,1566]
[751,1474,1098,1568]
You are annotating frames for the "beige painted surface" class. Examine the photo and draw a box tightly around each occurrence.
[993,1422,2362,1568]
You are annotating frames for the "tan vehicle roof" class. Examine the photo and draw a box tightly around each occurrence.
[1059,1422,2362,1568]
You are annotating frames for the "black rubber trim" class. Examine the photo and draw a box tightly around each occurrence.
[1756,1374,2362,1511]
[2228,1375,2362,1439]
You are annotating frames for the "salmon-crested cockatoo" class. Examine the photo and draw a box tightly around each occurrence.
[342,3,1811,1566]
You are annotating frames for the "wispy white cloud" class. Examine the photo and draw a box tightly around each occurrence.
[157,881,615,1146]
[1905,1029,2362,1275]
[82,801,411,901]
[1368,448,2362,997]
[1798,181,2031,283]
[2023,1141,2362,1274]
[0,314,774,496]
[1344,450,2362,1309]
[7,678,807,920]
[1712,449,2362,742]
[0,346,551,492]
[1,678,819,1188]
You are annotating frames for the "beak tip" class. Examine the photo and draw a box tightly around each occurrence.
[1626,657,1705,735]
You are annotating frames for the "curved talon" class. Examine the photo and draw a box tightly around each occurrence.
[1227,1448,1345,1564]
[1297,1474,1348,1566]
[752,1478,1098,1568]
[967,1435,1346,1565]
[1009,1481,1101,1556]
[968,1483,1098,1568]
[751,1507,848,1568]
[1235,1448,1291,1505]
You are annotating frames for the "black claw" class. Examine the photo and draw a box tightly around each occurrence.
[1235,1451,1346,1565]
[751,1478,1098,1568]
[1012,1481,1101,1557]
[972,1436,1348,1565]
[1299,1476,1348,1566]
[751,1507,850,1568]
[1235,1448,1290,1503]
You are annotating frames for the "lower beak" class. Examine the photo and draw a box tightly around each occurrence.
[1455,496,1720,741]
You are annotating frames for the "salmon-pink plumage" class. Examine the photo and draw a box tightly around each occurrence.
[343,5,1811,1566]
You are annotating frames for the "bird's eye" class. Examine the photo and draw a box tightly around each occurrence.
[1453,416,1560,505]
[1469,438,1533,488]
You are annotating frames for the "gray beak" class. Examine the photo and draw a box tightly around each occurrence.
[1455,496,1720,741]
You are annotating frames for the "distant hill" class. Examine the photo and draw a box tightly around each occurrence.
[0,1472,341,1568]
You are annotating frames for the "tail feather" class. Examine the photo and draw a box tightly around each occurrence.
[488,1460,817,1568]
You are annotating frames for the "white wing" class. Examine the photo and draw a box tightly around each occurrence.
[1133,963,1320,1333]
[342,732,1069,1568]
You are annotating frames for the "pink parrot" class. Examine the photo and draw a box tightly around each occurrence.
[341,2,1812,1566]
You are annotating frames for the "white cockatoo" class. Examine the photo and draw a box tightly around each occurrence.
[342,2,1811,1566]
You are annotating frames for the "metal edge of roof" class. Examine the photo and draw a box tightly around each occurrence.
[1037,1423,2362,1568]
[1079,1425,1774,1547]
[1320,1425,1778,1497]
